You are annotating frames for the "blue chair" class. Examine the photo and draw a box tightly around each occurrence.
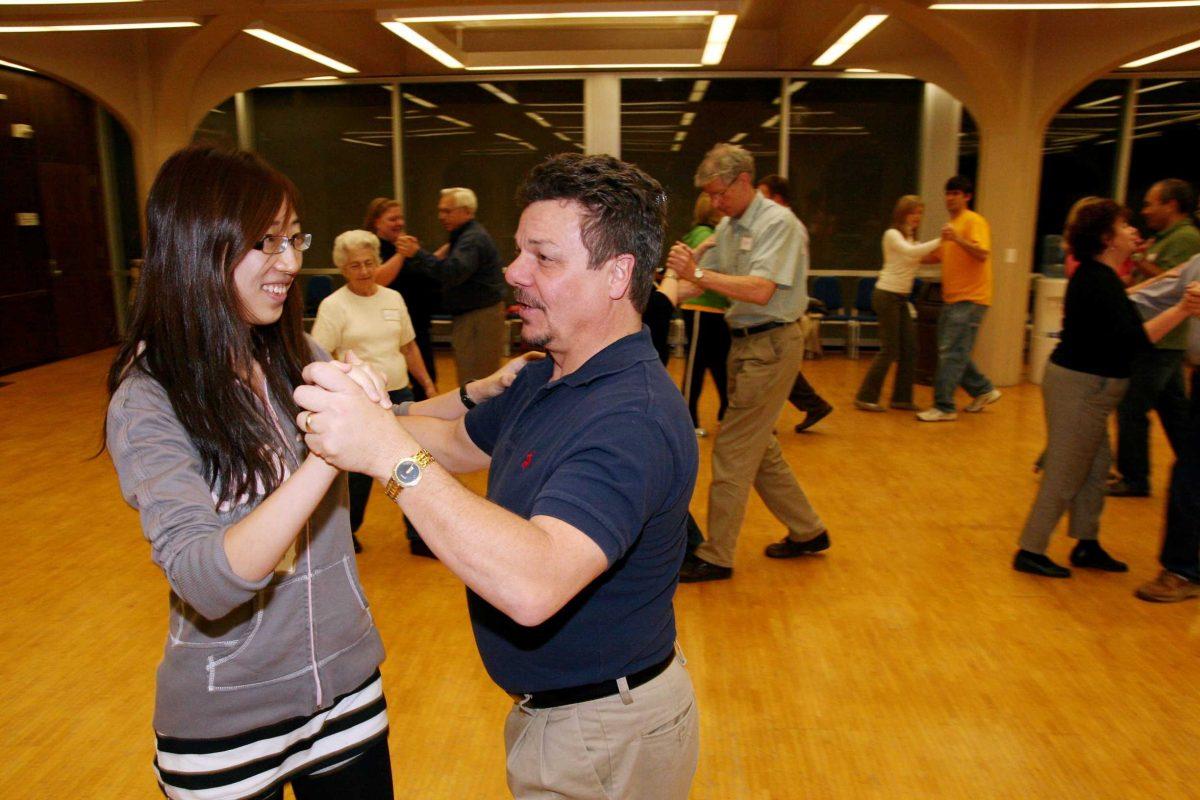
[304,275,333,317]
[851,277,879,358]
[809,276,856,353]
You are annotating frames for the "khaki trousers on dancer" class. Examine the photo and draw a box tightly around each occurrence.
[451,302,505,384]
[694,322,825,568]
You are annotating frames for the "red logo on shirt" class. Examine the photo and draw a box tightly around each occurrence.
[521,451,535,470]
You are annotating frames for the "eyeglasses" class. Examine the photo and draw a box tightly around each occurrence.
[253,233,312,255]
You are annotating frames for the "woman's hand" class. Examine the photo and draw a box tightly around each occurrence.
[1183,281,1200,316]
[470,352,546,402]
[329,350,392,408]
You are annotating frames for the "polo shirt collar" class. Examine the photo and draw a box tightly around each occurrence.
[555,327,659,388]
[1155,219,1193,242]
[733,192,768,230]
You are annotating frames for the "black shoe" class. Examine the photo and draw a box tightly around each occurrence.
[409,537,437,559]
[765,531,830,559]
[1070,541,1128,572]
[1013,549,1071,578]
[352,534,363,554]
[794,403,833,433]
[678,556,732,583]
[1106,481,1149,498]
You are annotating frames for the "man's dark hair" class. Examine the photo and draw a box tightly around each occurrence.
[1065,196,1129,262]
[757,174,791,205]
[1154,178,1197,216]
[945,175,974,195]
[517,152,666,314]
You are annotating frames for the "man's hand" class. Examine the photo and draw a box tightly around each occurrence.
[433,243,450,260]
[940,223,956,243]
[331,350,391,408]
[471,351,546,402]
[1183,281,1200,316]
[666,241,698,282]
[295,362,414,480]
[397,235,420,258]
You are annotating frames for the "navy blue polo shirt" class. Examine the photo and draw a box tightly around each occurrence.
[463,327,698,694]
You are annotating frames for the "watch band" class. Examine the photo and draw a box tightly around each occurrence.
[459,382,477,409]
[384,448,435,501]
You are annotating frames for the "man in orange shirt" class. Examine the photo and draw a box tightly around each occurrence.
[917,176,1002,422]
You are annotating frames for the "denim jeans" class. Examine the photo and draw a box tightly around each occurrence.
[933,301,994,412]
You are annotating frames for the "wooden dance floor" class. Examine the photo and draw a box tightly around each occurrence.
[1,348,1196,798]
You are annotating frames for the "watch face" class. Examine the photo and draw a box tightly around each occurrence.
[394,459,422,487]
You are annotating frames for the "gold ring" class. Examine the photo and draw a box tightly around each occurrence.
[303,411,315,433]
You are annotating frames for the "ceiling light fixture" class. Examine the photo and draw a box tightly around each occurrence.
[525,111,552,127]
[675,131,688,142]
[0,0,141,3]
[1076,80,1185,109]
[0,57,34,71]
[701,13,737,65]
[689,79,711,102]
[464,62,700,71]
[0,19,198,32]
[303,76,339,81]
[381,21,464,68]
[681,112,696,126]
[761,115,780,128]
[479,82,519,104]
[554,132,573,142]
[437,114,472,127]
[394,10,721,23]
[496,132,523,141]
[729,132,748,142]
[402,92,437,108]
[845,68,879,73]
[341,137,386,148]
[932,1,1200,8]
[244,28,358,73]
[1122,37,1200,68]
[813,13,888,66]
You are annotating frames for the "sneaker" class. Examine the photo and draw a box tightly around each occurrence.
[916,407,957,422]
[1134,570,1200,603]
[964,388,1002,413]
[854,400,886,412]
[765,531,831,559]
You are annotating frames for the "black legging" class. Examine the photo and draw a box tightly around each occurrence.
[682,309,730,427]
[252,733,394,800]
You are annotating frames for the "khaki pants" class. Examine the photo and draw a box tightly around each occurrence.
[695,322,825,568]
[504,657,699,800]
[451,302,505,384]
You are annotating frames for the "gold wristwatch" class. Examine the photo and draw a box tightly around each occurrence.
[384,448,435,500]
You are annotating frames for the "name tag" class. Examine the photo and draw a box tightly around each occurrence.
[382,309,403,321]
[739,236,753,252]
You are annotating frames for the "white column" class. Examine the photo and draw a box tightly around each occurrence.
[391,83,404,205]
[234,91,254,151]
[916,82,962,240]
[584,74,621,158]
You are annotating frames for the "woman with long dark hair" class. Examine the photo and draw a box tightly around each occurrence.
[1014,197,1197,578]
[105,145,395,799]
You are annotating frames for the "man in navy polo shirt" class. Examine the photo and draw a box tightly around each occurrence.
[296,153,700,799]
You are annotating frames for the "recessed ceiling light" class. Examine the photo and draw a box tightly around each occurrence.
[761,115,780,128]
[1076,80,1184,108]
[381,21,464,69]
[243,28,358,73]
[0,58,34,71]
[303,76,339,81]
[341,137,386,148]
[0,20,199,32]
[393,10,721,23]
[479,83,519,104]
[813,14,888,66]
[701,14,737,65]
[402,92,437,109]
[729,132,748,142]
[464,62,700,71]
[436,114,472,128]
[496,132,523,141]
[525,111,552,128]
[675,131,688,142]
[681,112,696,126]
[689,79,711,102]
[932,2,1200,8]
[1122,37,1200,68]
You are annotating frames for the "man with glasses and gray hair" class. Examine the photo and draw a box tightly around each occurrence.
[405,187,507,386]
[668,143,830,583]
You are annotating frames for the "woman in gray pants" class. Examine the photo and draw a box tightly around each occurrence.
[1015,197,1199,578]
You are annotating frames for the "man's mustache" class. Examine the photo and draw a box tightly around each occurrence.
[513,291,546,311]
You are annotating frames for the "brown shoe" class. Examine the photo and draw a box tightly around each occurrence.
[765,531,830,559]
[1134,571,1200,603]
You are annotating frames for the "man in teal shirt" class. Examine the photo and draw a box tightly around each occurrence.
[1111,179,1200,497]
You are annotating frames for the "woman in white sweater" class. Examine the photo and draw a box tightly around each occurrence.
[855,195,942,411]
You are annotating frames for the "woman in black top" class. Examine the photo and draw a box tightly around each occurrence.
[1015,198,1196,578]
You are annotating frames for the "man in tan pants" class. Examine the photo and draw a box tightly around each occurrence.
[669,143,830,583]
